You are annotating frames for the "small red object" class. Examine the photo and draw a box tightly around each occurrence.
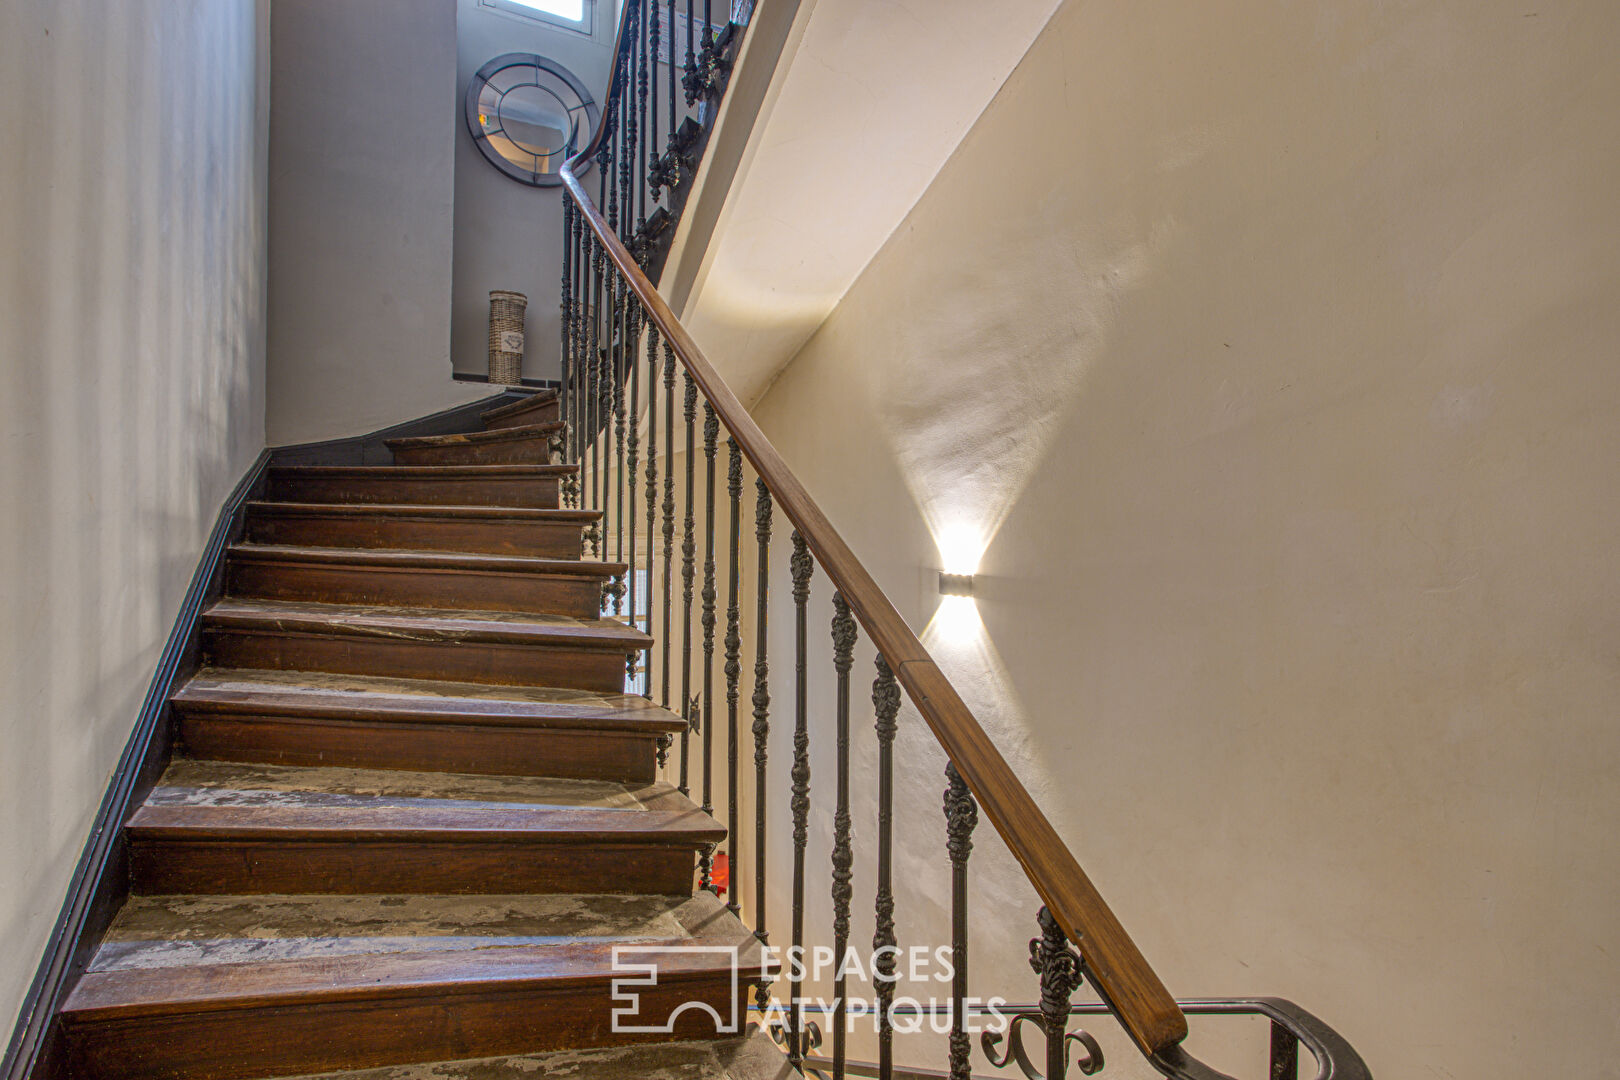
[712,852,730,897]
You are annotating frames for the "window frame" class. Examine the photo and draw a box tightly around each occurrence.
[478,0,595,37]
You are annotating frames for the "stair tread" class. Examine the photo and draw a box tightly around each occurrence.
[385,422,564,451]
[203,598,651,649]
[246,502,600,521]
[174,668,685,732]
[479,391,559,427]
[66,891,759,1018]
[228,544,625,578]
[269,465,575,479]
[130,760,719,836]
[235,1034,794,1080]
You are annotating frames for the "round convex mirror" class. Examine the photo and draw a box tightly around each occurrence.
[465,53,598,186]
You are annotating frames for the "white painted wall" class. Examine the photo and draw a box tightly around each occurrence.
[0,0,269,1036]
[267,0,487,445]
[746,0,1620,1075]
[451,0,619,383]
[673,0,1066,406]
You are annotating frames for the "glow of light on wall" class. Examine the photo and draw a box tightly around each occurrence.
[926,593,982,645]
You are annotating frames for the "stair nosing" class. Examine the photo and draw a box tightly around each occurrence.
[245,501,601,521]
[385,422,564,451]
[227,544,626,578]
[479,391,559,426]
[201,599,652,650]
[268,465,575,478]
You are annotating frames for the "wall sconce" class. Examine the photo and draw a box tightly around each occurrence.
[938,572,975,598]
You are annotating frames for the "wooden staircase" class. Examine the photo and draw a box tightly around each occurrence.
[56,391,787,1080]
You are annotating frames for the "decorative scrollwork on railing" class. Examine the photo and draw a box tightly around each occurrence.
[983,1013,1105,1080]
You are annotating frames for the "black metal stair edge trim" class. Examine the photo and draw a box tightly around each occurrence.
[269,390,535,468]
[0,449,273,1080]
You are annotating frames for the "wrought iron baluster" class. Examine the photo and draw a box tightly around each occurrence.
[699,400,719,890]
[635,0,649,247]
[723,438,743,915]
[1032,907,1087,1080]
[661,340,676,712]
[648,0,661,205]
[751,477,772,1014]
[610,276,629,615]
[625,308,642,672]
[944,762,977,1080]
[667,0,678,189]
[787,531,813,1070]
[872,655,900,1080]
[701,0,715,91]
[644,323,660,705]
[679,372,698,796]
[830,592,858,1080]
[560,198,572,461]
[683,0,698,106]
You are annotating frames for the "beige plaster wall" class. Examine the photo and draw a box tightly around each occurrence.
[745,0,1620,1074]
[266,0,487,445]
[0,0,269,1036]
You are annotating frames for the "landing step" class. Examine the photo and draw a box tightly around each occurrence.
[201,598,650,691]
[243,502,599,557]
[480,389,559,430]
[226,544,625,618]
[267,465,575,508]
[174,669,683,780]
[63,892,769,1080]
[128,760,724,894]
[387,422,565,465]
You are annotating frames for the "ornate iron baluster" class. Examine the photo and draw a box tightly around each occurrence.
[611,283,629,615]
[625,308,642,682]
[560,197,573,460]
[751,477,772,1013]
[699,400,719,891]
[683,0,699,105]
[944,762,978,1080]
[830,591,858,1080]
[872,655,900,1080]
[661,339,676,711]
[648,0,661,204]
[787,531,813,1070]
[724,438,743,915]
[644,323,660,705]
[1033,907,1088,1080]
[679,371,698,795]
[635,0,649,249]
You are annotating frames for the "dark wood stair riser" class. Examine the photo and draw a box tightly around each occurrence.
[178,714,659,782]
[481,394,560,430]
[266,471,562,509]
[244,509,588,558]
[225,559,608,620]
[62,975,741,1080]
[388,431,561,467]
[203,629,637,693]
[129,841,698,896]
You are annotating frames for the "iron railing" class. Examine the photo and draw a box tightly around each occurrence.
[556,4,1372,1079]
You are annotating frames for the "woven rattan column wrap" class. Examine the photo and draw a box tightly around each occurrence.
[488,290,528,384]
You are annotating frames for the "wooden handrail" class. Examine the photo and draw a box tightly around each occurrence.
[561,2,1189,1056]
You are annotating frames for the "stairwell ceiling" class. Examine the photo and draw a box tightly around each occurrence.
[679,0,1065,406]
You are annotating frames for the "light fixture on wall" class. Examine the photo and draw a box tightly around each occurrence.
[938,572,975,598]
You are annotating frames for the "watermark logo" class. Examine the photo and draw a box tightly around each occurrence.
[608,944,1009,1036]
[610,945,743,1034]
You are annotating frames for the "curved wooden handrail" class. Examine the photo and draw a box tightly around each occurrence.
[561,2,1188,1056]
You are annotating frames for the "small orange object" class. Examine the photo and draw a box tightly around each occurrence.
[712,852,730,897]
